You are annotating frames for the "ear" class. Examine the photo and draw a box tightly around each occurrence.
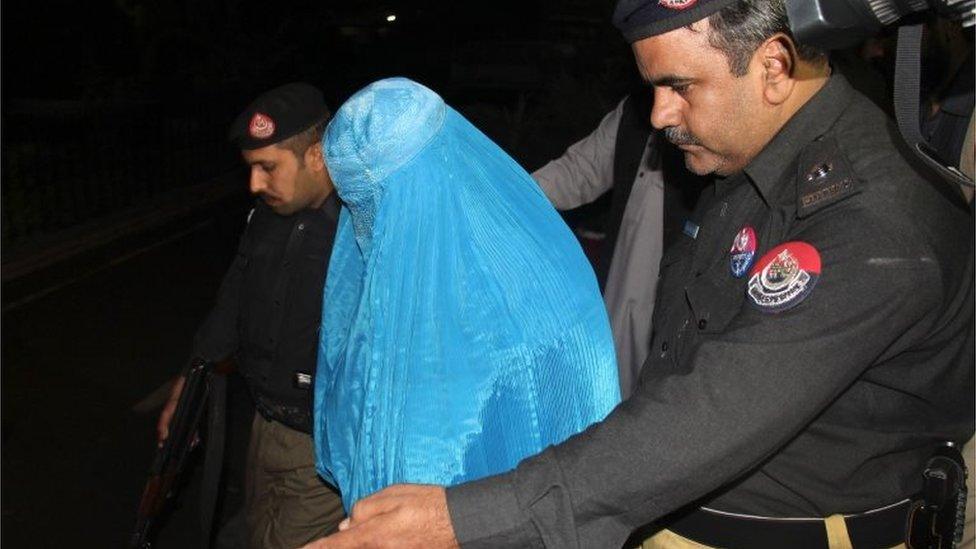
[305,142,325,172]
[758,34,796,106]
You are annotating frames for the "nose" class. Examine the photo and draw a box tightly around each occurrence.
[650,87,681,130]
[249,168,266,195]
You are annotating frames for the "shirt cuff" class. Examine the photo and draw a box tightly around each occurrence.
[446,473,541,548]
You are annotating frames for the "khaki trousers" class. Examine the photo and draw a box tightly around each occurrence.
[245,413,345,549]
[641,517,907,549]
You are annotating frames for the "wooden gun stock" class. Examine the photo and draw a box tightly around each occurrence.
[129,358,215,549]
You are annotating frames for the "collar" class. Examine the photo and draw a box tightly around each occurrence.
[305,192,340,223]
[743,71,855,205]
[320,192,340,222]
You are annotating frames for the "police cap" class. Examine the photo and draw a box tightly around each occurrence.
[228,82,330,150]
[613,0,740,43]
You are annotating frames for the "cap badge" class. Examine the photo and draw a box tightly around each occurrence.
[729,225,757,278]
[747,242,821,313]
[658,0,698,10]
[248,112,276,139]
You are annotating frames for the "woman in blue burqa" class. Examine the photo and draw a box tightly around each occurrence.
[314,77,619,511]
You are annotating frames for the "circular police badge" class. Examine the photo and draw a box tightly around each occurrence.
[248,112,276,139]
[658,0,698,9]
[747,242,821,313]
[729,225,757,278]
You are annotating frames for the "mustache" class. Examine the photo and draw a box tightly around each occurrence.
[663,127,702,147]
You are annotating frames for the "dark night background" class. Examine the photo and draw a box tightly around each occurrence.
[2,0,645,251]
[1,1,639,546]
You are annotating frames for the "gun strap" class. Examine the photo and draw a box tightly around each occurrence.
[893,23,975,190]
[200,371,227,547]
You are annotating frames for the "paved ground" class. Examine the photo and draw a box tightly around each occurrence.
[2,193,255,548]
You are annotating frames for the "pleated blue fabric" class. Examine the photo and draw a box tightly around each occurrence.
[314,77,620,511]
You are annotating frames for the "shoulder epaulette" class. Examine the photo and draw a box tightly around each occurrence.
[796,135,861,218]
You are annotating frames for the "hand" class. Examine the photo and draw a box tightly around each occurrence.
[155,376,186,447]
[299,484,459,549]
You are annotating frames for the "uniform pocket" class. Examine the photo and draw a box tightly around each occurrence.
[684,263,746,335]
[660,237,691,268]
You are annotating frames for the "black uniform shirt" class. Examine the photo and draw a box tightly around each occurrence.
[446,73,975,548]
[191,194,340,433]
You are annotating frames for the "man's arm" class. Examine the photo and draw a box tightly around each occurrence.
[532,98,627,210]
[189,214,250,362]
[446,215,947,547]
[156,218,248,444]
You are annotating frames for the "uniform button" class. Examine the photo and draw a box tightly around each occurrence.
[698,318,708,330]
[661,341,669,352]
[298,223,306,231]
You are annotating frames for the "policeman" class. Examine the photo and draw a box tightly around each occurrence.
[158,82,344,548]
[301,1,975,548]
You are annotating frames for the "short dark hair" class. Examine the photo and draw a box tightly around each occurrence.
[705,0,826,76]
[278,117,329,164]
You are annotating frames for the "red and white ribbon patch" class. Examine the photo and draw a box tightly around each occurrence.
[729,225,757,278]
[248,112,276,139]
[658,0,698,9]
[747,241,821,313]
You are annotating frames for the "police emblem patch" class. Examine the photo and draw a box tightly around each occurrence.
[747,242,821,313]
[729,225,757,278]
[248,112,276,139]
[658,0,698,9]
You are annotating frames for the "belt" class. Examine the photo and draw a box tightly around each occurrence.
[669,499,912,549]
[253,394,312,433]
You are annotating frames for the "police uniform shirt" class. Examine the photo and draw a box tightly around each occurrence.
[445,73,975,547]
[191,194,340,432]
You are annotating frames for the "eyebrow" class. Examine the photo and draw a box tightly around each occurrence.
[646,74,694,88]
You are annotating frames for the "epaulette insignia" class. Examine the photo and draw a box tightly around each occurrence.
[796,136,860,218]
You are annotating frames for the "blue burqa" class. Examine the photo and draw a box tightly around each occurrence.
[314,77,619,511]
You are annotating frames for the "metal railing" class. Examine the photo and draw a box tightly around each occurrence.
[1,100,239,247]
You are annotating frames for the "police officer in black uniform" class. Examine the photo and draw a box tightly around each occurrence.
[297,2,975,548]
[158,83,344,549]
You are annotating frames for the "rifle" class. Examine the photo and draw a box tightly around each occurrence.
[130,358,218,549]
